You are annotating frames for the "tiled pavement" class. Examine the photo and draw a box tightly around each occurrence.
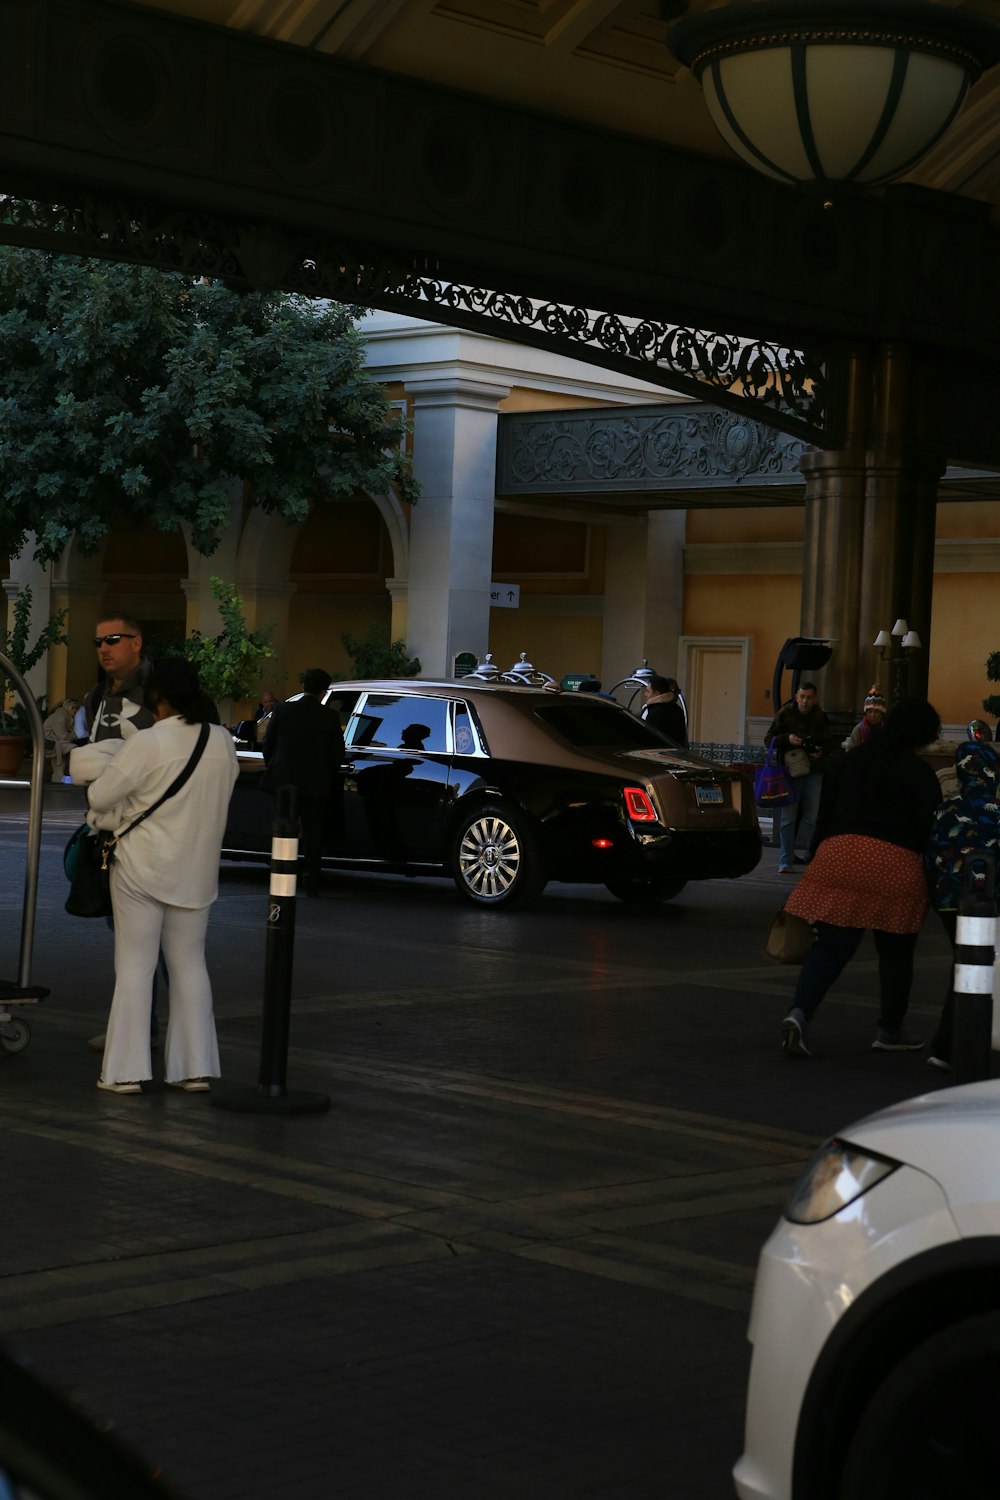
[0,786,968,1498]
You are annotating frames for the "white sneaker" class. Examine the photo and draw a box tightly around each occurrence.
[781,1009,811,1056]
[97,1078,142,1095]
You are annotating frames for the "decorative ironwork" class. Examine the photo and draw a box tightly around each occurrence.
[497,404,809,496]
[0,192,825,442]
[380,277,826,443]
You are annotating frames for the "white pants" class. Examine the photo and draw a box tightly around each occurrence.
[102,864,221,1086]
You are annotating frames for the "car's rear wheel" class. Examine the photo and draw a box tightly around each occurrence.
[452,802,545,908]
[605,874,686,904]
[836,1311,1000,1500]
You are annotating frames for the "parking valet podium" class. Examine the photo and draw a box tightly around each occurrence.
[212,786,330,1116]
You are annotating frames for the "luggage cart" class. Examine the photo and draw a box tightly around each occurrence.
[0,650,50,1055]
[609,660,690,732]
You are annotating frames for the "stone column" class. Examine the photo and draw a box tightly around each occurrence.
[859,346,943,705]
[385,577,408,648]
[799,346,943,716]
[799,351,870,719]
[601,511,685,692]
[406,375,511,678]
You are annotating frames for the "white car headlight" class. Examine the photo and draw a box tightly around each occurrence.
[785,1137,901,1225]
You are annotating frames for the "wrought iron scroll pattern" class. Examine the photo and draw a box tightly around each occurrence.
[382,278,826,438]
[0,197,826,441]
[498,406,809,494]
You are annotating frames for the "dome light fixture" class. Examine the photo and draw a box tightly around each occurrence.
[668,1,1000,191]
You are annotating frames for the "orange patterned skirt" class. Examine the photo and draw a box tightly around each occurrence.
[784,835,929,935]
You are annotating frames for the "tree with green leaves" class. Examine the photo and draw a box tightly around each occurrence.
[0,250,416,563]
[174,577,279,708]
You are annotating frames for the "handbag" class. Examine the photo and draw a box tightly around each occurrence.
[763,908,815,964]
[784,746,812,779]
[64,825,116,918]
[754,741,796,809]
[64,723,211,918]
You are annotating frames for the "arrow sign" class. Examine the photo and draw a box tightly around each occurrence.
[490,582,520,609]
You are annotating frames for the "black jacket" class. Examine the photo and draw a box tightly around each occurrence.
[642,698,688,747]
[818,740,942,854]
[260,696,346,800]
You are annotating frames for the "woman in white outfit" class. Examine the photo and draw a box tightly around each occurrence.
[87,658,239,1094]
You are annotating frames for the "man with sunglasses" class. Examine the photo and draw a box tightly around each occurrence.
[69,615,162,1055]
[88,618,155,738]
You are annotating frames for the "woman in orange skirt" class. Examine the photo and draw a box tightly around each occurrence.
[781,697,943,1057]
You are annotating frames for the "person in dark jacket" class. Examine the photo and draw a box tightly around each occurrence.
[640,676,688,746]
[780,697,943,1058]
[765,682,834,874]
[261,669,346,896]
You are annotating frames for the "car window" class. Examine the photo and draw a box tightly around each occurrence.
[533,701,670,750]
[349,694,450,752]
[323,689,361,729]
[453,700,486,756]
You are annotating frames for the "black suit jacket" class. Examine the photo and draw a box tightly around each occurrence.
[260,696,346,800]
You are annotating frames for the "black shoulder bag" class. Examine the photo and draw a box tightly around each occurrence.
[65,724,211,918]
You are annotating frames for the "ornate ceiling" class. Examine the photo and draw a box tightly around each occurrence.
[130,0,1000,209]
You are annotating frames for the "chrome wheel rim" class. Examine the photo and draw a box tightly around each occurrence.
[458,815,521,900]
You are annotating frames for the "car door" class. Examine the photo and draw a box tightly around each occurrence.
[342,693,453,863]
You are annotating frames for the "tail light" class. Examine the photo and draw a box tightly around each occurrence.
[624,786,657,822]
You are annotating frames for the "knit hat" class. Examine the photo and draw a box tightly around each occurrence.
[864,683,887,713]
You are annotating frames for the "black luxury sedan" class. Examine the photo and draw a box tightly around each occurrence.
[223,680,761,908]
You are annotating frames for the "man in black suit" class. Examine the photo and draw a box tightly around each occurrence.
[260,668,346,896]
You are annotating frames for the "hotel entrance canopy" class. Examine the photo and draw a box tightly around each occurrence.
[4,0,1000,708]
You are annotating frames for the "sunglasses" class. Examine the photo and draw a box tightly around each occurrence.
[92,633,138,648]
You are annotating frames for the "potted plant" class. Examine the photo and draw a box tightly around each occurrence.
[0,588,69,775]
[341,621,421,679]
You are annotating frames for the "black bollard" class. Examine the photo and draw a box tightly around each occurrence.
[951,855,995,1086]
[212,784,330,1115]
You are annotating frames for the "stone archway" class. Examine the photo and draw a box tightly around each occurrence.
[233,491,409,687]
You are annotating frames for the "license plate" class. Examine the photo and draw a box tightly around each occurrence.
[695,784,724,806]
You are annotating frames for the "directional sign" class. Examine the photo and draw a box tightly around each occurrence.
[490,583,520,609]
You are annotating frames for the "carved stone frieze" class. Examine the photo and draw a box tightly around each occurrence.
[496,403,810,496]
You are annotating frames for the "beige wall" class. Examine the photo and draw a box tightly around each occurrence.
[929,571,998,727]
[683,570,801,718]
[685,507,804,544]
[486,511,607,681]
[682,499,1000,730]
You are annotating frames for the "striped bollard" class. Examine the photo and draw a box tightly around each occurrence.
[212,785,330,1115]
[952,855,996,1087]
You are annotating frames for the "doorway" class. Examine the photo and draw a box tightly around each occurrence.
[678,637,750,744]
